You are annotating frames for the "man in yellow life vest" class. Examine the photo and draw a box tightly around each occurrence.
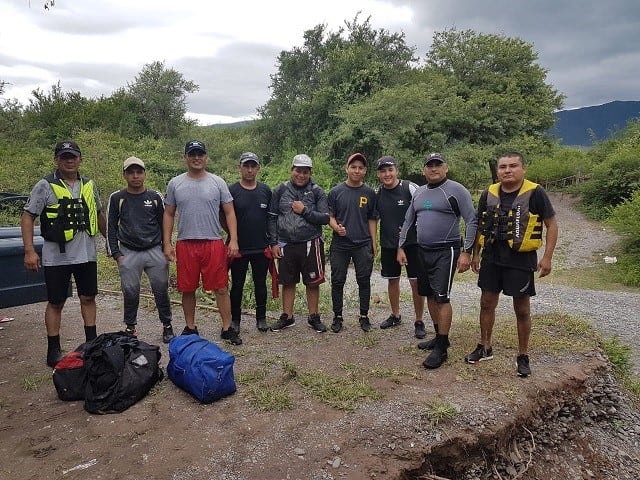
[465,152,558,377]
[21,141,106,368]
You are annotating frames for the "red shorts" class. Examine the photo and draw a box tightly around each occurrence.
[176,239,229,292]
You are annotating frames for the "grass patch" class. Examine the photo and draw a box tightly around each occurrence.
[541,264,636,292]
[599,336,640,400]
[420,399,459,426]
[22,372,50,392]
[353,333,380,348]
[244,384,293,411]
[236,368,269,384]
[296,370,382,411]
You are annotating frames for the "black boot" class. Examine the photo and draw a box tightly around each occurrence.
[422,334,449,369]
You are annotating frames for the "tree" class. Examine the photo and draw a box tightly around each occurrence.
[425,29,564,144]
[127,61,198,139]
[257,15,416,156]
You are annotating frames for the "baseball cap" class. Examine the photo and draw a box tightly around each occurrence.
[347,152,367,166]
[240,152,260,165]
[185,140,207,155]
[376,155,397,170]
[54,140,81,157]
[424,152,446,166]
[292,154,313,168]
[123,156,146,171]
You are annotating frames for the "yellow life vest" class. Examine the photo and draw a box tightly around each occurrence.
[40,173,99,252]
[478,179,543,252]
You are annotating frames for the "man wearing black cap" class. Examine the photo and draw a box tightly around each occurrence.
[227,152,272,333]
[374,155,426,338]
[398,152,477,369]
[163,140,242,345]
[328,152,378,333]
[106,156,175,343]
[21,140,106,367]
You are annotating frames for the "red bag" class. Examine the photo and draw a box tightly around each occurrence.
[52,345,88,401]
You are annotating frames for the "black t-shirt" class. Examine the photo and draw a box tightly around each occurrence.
[376,180,418,249]
[478,184,555,271]
[229,182,272,254]
[328,182,378,250]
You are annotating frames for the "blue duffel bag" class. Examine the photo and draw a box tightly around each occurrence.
[167,335,237,403]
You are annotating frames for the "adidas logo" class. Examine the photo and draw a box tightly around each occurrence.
[144,200,153,207]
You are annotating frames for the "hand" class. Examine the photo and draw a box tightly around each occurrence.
[115,255,124,265]
[291,201,305,214]
[227,239,239,258]
[538,257,552,277]
[163,245,176,263]
[24,251,41,272]
[334,223,347,236]
[457,252,471,273]
[471,256,480,274]
[271,245,283,259]
[396,248,407,266]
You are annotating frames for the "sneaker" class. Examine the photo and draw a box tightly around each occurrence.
[231,318,241,333]
[464,344,493,364]
[307,314,327,333]
[271,313,295,331]
[359,315,372,332]
[181,325,199,336]
[46,349,64,368]
[256,318,269,332]
[517,354,531,377]
[417,336,437,350]
[414,321,427,339]
[330,315,343,333]
[423,337,448,369]
[221,328,243,345]
[380,314,401,329]
[162,324,175,343]
[124,325,137,336]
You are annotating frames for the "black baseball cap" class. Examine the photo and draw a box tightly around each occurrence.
[376,156,397,169]
[54,140,81,157]
[424,152,446,166]
[185,140,207,155]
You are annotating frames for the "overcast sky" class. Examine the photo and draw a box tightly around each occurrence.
[1,0,638,125]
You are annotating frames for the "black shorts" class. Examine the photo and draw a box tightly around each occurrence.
[44,262,98,304]
[380,246,419,280]
[278,238,326,286]
[477,260,536,298]
[416,247,459,303]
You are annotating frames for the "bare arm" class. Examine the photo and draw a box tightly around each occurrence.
[538,216,558,277]
[221,202,239,257]
[368,218,378,258]
[162,204,177,262]
[21,212,41,272]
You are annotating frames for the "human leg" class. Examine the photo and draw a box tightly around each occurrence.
[249,254,270,330]
[329,247,350,317]
[513,295,531,355]
[229,256,250,331]
[145,247,173,326]
[73,262,98,341]
[118,247,144,327]
[181,291,197,330]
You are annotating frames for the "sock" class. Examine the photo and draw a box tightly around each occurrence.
[84,325,97,341]
[47,334,61,352]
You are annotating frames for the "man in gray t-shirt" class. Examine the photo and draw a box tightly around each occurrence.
[21,140,106,368]
[163,140,242,345]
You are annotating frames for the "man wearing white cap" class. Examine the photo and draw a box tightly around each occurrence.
[106,156,175,343]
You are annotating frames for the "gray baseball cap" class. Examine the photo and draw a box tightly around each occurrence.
[292,154,313,168]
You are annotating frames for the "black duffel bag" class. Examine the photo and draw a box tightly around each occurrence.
[83,332,163,414]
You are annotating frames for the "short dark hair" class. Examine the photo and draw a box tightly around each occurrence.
[499,151,525,166]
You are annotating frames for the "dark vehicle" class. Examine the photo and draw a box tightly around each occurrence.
[0,194,48,308]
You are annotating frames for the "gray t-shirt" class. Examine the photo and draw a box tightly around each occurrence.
[24,176,103,266]
[164,172,233,240]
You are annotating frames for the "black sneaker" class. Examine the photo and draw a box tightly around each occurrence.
[271,313,295,331]
[417,336,437,350]
[46,349,64,368]
[231,318,241,333]
[359,315,372,332]
[307,314,327,333]
[221,328,243,345]
[380,314,401,329]
[162,324,175,343]
[330,315,343,333]
[464,344,493,364]
[256,318,269,332]
[517,354,531,377]
[423,338,448,369]
[414,321,427,339]
[124,324,137,337]
[181,325,199,336]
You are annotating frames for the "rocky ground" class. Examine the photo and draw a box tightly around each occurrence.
[0,193,639,480]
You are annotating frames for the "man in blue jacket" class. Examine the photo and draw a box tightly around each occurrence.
[267,154,330,333]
